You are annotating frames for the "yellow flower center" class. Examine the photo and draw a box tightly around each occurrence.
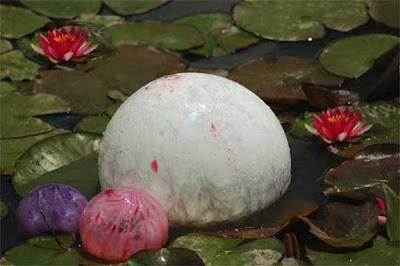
[53,34,75,44]
[327,114,350,124]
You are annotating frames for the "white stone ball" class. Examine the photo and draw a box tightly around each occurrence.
[99,73,291,227]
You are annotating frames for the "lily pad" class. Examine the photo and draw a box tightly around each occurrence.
[0,50,41,81]
[174,13,258,57]
[0,39,12,54]
[73,14,124,27]
[106,102,122,117]
[367,0,399,29]
[1,199,8,220]
[299,201,379,248]
[383,185,399,243]
[0,81,16,96]
[323,145,400,199]
[319,34,399,78]
[0,6,49,38]
[74,115,110,134]
[228,57,344,105]
[20,0,101,19]
[107,22,203,50]
[306,236,400,265]
[233,1,368,41]
[0,234,79,265]
[13,133,101,197]
[170,233,284,265]
[0,93,70,138]
[127,248,204,265]
[0,129,68,175]
[103,0,168,15]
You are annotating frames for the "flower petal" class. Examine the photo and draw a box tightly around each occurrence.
[305,123,320,136]
[81,44,98,56]
[30,44,46,56]
[62,51,74,61]
[337,131,348,142]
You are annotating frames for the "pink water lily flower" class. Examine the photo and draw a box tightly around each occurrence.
[305,107,372,144]
[31,26,98,64]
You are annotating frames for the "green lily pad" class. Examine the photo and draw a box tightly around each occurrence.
[1,199,8,220]
[0,93,70,138]
[228,57,344,105]
[73,14,124,27]
[0,234,79,265]
[75,115,110,134]
[174,13,258,57]
[233,1,368,41]
[383,185,399,243]
[323,145,399,199]
[127,248,204,265]
[107,89,128,101]
[20,0,101,19]
[1,129,68,175]
[299,201,379,248]
[107,22,203,50]
[0,6,49,39]
[170,234,284,265]
[319,34,399,78]
[106,102,122,117]
[0,50,41,81]
[13,133,101,197]
[103,0,168,15]
[0,81,16,96]
[306,236,400,265]
[367,0,399,29]
[0,39,12,54]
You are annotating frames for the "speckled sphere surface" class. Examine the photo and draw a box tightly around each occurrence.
[99,73,291,226]
[80,188,168,262]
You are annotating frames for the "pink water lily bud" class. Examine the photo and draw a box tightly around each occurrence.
[305,107,372,144]
[31,26,98,64]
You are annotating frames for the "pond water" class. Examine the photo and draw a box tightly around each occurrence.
[1,0,399,265]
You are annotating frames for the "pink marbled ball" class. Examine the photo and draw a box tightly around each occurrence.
[79,188,169,262]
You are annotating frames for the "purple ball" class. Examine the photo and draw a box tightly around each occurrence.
[16,184,88,238]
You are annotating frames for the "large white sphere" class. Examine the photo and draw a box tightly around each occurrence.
[99,73,291,227]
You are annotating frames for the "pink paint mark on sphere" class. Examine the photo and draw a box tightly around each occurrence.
[80,188,169,262]
[144,85,150,91]
[161,74,181,81]
[151,160,158,173]
[211,123,217,132]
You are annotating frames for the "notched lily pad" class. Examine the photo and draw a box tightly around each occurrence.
[228,57,344,105]
[20,0,102,19]
[0,6,49,38]
[299,201,379,248]
[383,185,399,243]
[0,39,13,54]
[103,0,168,16]
[107,22,203,51]
[0,93,70,138]
[319,34,399,78]
[13,133,101,197]
[128,248,204,265]
[233,1,368,41]
[1,199,8,220]
[323,144,400,199]
[0,50,41,81]
[367,0,399,29]
[75,115,110,134]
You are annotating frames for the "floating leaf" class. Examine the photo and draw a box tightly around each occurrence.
[0,129,68,175]
[13,133,101,197]
[0,50,41,81]
[170,233,284,265]
[299,201,379,248]
[75,115,110,134]
[174,13,258,57]
[106,102,122,117]
[233,1,368,41]
[0,6,49,38]
[1,199,8,220]
[323,145,400,199]
[103,0,168,15]
[107,22,203,50]
[107,90,128,101]
[383,185,399,243]
[367,0,399,29]
[0,81,16,96]
[0,93,70,138]
[306,236,400,265]
[0,39,12,54]
[128,248,204,265]
[73,14,124,27]
[0,234,79,265]
[228,57,344,105]
[20,0,101,19]
[319,34,399,78]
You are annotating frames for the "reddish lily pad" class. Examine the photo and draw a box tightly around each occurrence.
[103,0,168,15]
[323,144,400,199]
[383,185,399,243]
[299,200,380,248]
[228,57,344,105]
[367,0,399,29]
[107,22,203,51]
